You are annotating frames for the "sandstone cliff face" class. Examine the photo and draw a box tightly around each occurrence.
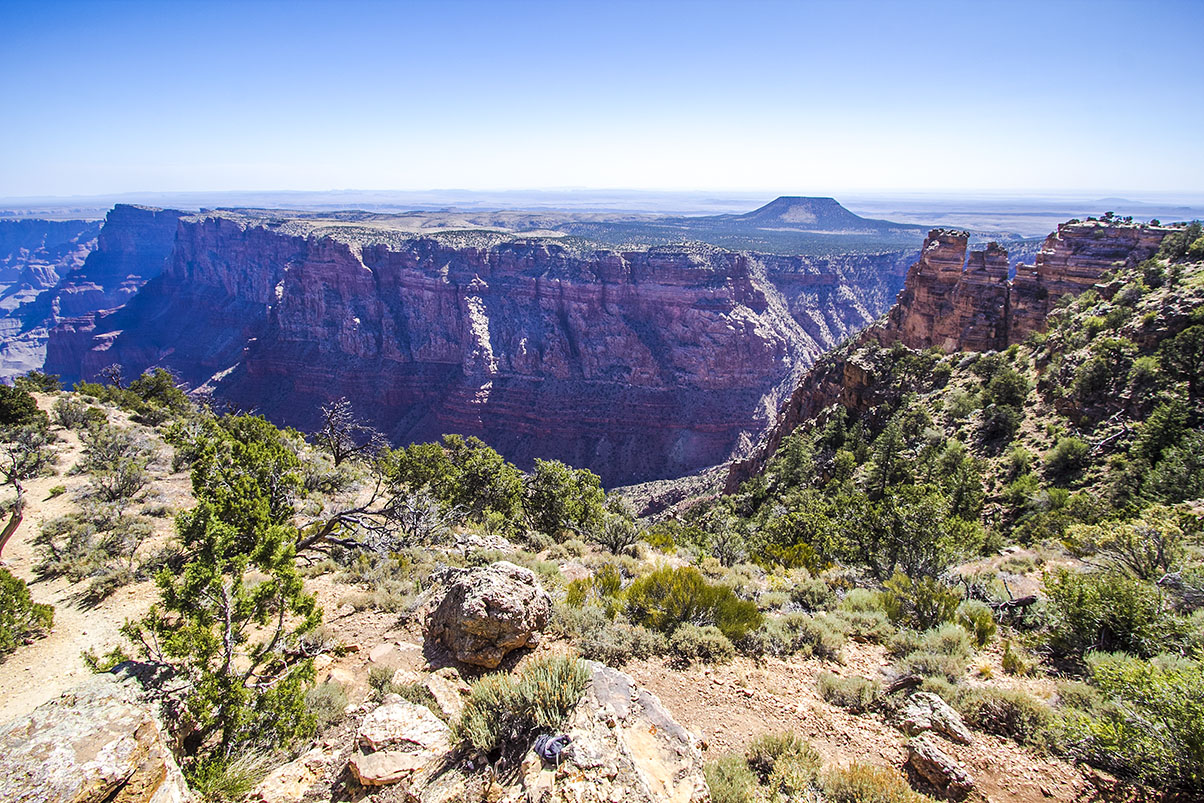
[45,209,913,483]
[2,206,182,380]
[726,220,1171,489]
[885,221,1170,353]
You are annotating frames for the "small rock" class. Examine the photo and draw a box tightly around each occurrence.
[423,672,466,720]
[368,643,399,665]
[907,733,975,798]
[350,750,430,787]
[247,746,334,803]
[313,654,334,671]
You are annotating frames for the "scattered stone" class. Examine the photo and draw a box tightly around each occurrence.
[423,672,466,720]
[247,746,334,803]
[391,667,423,686]
[899,691,973,744]
[427,561,552,668]
[0,672,191,803]
[907,733,975,798]
[350,699,452,789]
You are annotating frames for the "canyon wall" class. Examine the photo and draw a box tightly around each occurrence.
[45,209,914,483]
[1,206,181,379]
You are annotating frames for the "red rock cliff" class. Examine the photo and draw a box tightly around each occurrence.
[884,221,1169,353]
[45,210,913,484]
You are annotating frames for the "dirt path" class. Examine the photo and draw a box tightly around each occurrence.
[0,404,191,722]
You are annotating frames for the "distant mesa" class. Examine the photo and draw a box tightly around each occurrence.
[725,196,923,232]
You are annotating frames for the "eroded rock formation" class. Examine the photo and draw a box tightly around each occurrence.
[0,672,191,803]
[427,561,552,668]
[44,207,914,483]
[726,220,1171,489]
[886,221,1170,353]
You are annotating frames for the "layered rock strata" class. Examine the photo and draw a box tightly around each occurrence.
[44,208,914,483]
[887,221,1170,353]
[1,206,182,379]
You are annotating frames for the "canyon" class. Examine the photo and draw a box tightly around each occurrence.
[8,200,922,484]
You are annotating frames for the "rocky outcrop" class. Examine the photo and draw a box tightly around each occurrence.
[41,207,913,483]
[0,218,101,378]
[726,220,1171,490]
[427,561,552,668]
[906,733,975,798]
[898,691,973,744]
[349,697,452,788]
[886,221,1171,353]
[0,671,191,803]
[522,661,709,803]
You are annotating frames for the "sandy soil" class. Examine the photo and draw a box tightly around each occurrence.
[0,400,193,722]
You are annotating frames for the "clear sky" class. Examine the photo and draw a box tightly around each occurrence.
[2,0,1201,199]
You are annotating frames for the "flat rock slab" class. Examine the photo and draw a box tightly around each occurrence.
[0,673,191,803]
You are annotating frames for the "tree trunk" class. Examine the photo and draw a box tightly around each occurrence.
[0,504,24,560]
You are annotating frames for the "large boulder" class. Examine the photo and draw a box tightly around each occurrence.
[349,698,452,789]
[0,672,191,803]
[898,691,973,745]
[427,561,552,668]
[522,661,709,803]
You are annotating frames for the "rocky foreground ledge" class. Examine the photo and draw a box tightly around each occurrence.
[0,659,707,803]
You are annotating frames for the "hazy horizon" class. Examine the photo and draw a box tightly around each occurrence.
[3,0,1201,199]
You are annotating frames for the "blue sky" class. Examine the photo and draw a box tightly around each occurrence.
[2,0,1201,198]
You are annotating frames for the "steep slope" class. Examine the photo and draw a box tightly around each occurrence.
[44,208,916,484]
[1,206,181,379]
[728,219,1176,488]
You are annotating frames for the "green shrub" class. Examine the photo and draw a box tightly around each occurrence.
[825,608,895,643]
[745,731,821,797]
[669,624,735,665]
[704,754,757,803]
[1060,652,1204,791]
[45,484,66,499]
[745,612,845,660]
[624,565,762,641]
[817,672,881,712]
[0,567,53,659]
[454,654,590,754]
[305,682,348,730]
[1044,569,1165,657]
[187,753,274,803]
[895,650,967,682]
[879,573,961,630]
[957,686,1053,746]
[0,385,48,428]
[956,600,997,648]
[790,574,836,611]
[1045,436,1090,483]
[51,397,105,430]
[1001,640,1035,676]
[888,624,972,661]
[822,762,934,803]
